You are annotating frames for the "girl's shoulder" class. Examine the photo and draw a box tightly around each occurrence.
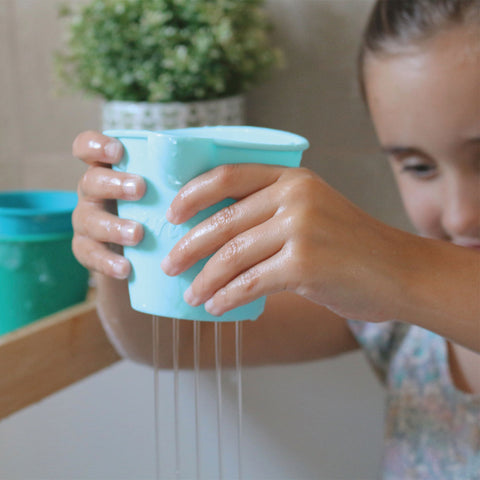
[349,320,480,478]
[347,319,410,383]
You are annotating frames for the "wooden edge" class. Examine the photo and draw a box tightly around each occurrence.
[0,291,121,421]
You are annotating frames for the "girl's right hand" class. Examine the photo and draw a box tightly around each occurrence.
[71,131,146,279]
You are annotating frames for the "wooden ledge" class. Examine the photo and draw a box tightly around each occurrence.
[0,291,121,420]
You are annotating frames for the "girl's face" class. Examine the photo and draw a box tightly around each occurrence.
[365,27,480,249]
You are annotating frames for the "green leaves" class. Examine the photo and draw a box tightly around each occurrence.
[55,0,282,102]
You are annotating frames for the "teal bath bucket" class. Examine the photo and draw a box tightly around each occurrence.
[105,126,309,322]
[0,191,90,335]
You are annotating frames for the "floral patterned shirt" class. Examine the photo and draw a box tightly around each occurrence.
[348,320,480,480]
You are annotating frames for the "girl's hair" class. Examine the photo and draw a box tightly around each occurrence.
[358,0,479,100]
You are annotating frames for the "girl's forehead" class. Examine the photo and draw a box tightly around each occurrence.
[365,24,480,78]
[364,28,479,154]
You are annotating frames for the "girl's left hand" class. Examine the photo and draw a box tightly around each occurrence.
[160,164,408,323]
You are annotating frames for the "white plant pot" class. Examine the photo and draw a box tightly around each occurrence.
[102,95,245,131]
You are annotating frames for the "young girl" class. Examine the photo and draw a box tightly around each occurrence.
[71,0,480,477]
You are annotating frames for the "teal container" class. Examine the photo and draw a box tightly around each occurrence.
[105,126,309,322]
[0,191,89,336]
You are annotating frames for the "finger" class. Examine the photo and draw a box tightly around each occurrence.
[72,130,124,166]
[72,234,131,279]
[72,204,144,247]
[184,217,286,307]
[161,187,278,275]
[79,166,146,202]
[203,249,291,317]
[167,163,284,224]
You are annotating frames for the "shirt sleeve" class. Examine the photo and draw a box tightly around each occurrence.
[347,319,409,384]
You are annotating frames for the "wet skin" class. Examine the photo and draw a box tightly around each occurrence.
[71,27,479,392]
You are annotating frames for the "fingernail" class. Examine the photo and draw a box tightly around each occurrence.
[161,256,178,275]
[112,260,129,279]
[88,140,102,151]
[205,298,221,316]
[121,221,137,244]
[123,179,138,196]
[184,286,201,306]
[105,139,122,160]
[165,205,175,223]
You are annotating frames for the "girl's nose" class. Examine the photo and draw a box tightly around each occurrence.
[442,177,480,240]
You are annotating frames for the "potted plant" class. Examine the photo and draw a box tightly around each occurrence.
[55,0,282,130]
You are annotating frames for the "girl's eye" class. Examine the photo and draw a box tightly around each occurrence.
[400,160,437,179]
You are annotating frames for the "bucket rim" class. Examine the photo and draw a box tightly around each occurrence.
[0,230,73,243]
[0,190,78,217]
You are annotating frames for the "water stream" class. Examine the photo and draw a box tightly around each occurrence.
[152,316,161,480]
[194,320,201,479]
[214,322,224,480]
[152,317,243,479]
[173,318,181,479]
[235,321,243,480]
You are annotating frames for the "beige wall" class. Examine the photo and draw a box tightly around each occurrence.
[1,0,99,191]
[0,0,410,231]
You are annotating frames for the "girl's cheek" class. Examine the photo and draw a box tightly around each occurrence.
[398,184,444,239]
[407,204,439,238]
